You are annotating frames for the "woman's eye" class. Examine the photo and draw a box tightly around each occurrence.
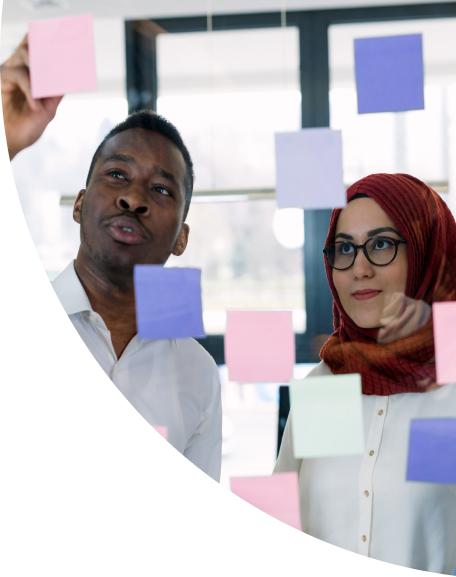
[340,242,354,255]
[373,237,394,250]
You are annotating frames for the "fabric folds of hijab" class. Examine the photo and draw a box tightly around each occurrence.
[320,173,456,395]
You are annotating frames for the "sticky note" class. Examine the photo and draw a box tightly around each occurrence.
[230,472,301,530]
[154,426,168,439]
[290,374,364,458]
[275,129,345,210]
[354,34,424,114]
[433,302,456,384]
[224,311,295,383]
[407,418,456,483]
[134,266,205,340]
[28,14,97,98]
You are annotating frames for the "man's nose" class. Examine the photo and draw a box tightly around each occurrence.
[352,249,374,278]
[116,188,150,216]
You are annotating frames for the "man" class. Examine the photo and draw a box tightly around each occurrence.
[1,38,222,481]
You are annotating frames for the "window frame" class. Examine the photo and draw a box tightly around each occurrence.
[124,2,456,365]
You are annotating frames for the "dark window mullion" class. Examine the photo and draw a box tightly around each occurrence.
[125,11,337,365]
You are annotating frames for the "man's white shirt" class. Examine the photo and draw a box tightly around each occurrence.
[52,262,222,481]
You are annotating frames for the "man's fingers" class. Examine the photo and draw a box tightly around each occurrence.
[16,45,30,68]
[42,94,63,118]
[1,65,41,112]
[4,34,29,68]
[5,42,30,68]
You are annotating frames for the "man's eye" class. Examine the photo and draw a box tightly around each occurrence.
[153,185,171,196]
[107,170,126,180]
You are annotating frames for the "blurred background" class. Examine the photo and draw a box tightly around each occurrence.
[2,0,456,485]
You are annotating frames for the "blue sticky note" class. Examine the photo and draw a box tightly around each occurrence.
[134,265,205,340]
[407,418,456,484]
[354,34,424,114]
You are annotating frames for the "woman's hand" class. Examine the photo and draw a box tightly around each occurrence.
[379,293,439,391]
[1,35,63,159]
[378,292,431,344]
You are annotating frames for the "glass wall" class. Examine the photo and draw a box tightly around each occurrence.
[329,17,456,206]
[158,27,305,334]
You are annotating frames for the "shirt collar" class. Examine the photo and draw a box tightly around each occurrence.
[52,261,93,316]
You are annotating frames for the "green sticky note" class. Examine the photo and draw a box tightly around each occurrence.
[290,374,364,458]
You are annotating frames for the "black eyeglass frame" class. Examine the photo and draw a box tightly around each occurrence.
[323,237,407,271]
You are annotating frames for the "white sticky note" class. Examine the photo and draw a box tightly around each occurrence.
[290,374,364,458]
[274,128,346,210]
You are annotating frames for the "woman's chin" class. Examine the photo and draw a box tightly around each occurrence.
[351,315,382,330]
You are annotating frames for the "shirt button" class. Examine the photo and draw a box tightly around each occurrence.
[369,450,375,456]
[364,490,369,497]
[378,409,384,416]
[362,534,367,542]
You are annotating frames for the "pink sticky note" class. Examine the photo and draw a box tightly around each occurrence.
[154,426,168,439]
[230,472,301,530]
[225,311,295,383]
[28,14,97,98]
[433,302,456,384]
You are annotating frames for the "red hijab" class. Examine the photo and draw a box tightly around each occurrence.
[320,173,456,395]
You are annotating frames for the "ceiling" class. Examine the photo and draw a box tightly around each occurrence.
[3,0,456,24]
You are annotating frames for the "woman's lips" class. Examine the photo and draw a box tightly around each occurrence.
[351,289,382,301]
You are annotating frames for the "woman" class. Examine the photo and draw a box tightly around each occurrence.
[275,173,456,574]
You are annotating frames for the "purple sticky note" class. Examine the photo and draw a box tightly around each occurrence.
[275,129,346,210]
[433,302,456,384]
[230,472,301,530]
[224,311,295,383]
[407,418,456,483]
[354,34,424,114]
[134,266,205,340]
[28,14,97,98]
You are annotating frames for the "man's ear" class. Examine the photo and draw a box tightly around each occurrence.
[73,190,86,223]
[172,223,189,256]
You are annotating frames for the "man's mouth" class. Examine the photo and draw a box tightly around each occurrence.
[106,216,149,245]
[351,289,382,301]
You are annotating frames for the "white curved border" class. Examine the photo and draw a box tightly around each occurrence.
[0,2,438,574]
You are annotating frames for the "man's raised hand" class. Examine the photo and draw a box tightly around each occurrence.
[1,35,63,159]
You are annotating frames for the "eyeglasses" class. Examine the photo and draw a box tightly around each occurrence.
[323,236,407,271]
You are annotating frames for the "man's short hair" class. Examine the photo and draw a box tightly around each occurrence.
[86,110,194,219]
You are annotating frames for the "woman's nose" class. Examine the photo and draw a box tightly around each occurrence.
[352,249,374,278]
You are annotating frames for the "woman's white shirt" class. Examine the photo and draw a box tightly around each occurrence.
[275,361,456,574]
